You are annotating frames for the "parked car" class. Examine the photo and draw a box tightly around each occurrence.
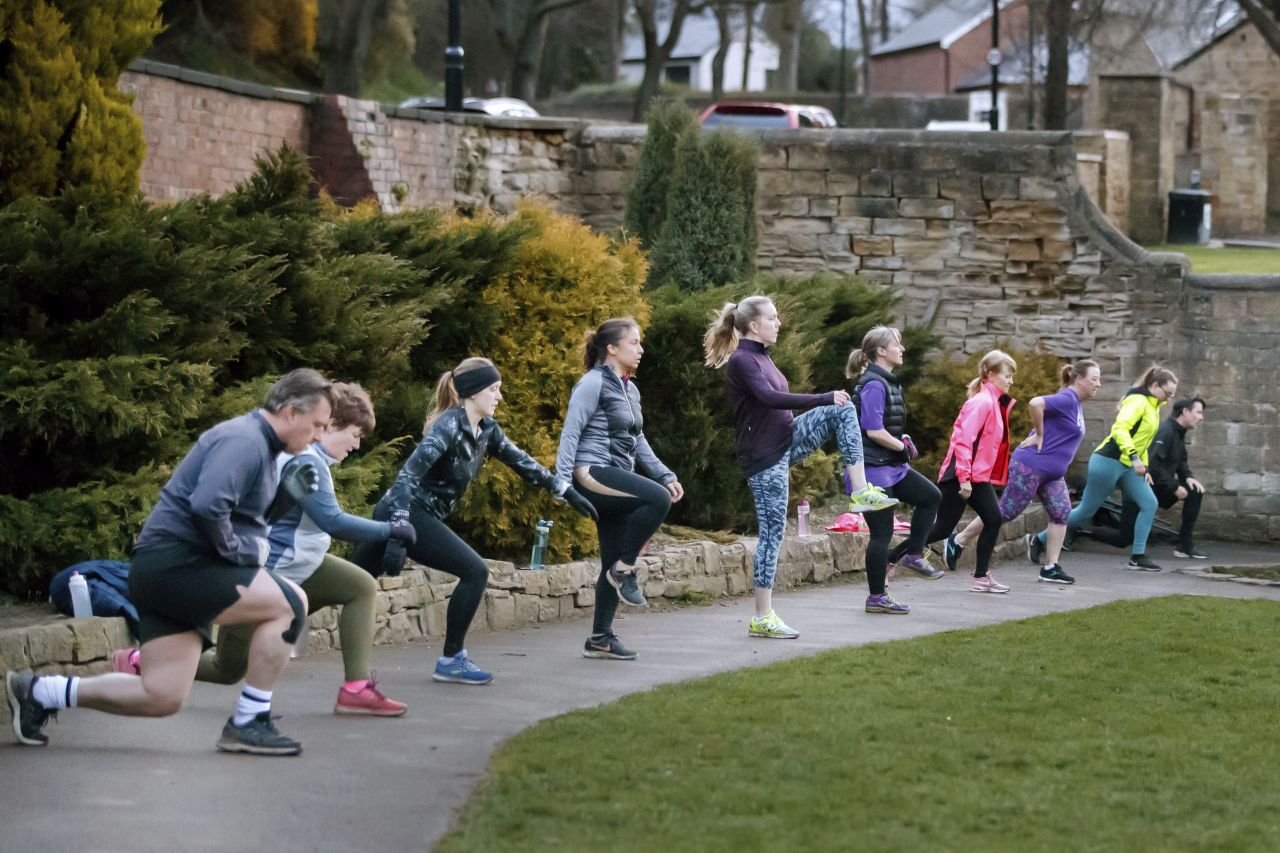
[925,120,991,131]
[698,102,838,129]
[397,96,540,118]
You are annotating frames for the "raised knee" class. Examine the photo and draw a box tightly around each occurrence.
[141,691,185,717]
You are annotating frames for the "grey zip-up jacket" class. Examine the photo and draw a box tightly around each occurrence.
[555,364,676,488]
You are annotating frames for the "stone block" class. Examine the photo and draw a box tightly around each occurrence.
[727,568,752,595]
[894,173,937,197]
[833,216,873,235]
[67,620,111,663]
[861,170,893,196]
[780,196,809,216]
[1007,240,1041,261]
[899,198,954,219]
[544,564,578,595]
[423,601,448,637]
[788,144,829,170]
[309,607,338,631]
[982,175,1021,199]
[841,197,897,218]
[514,593,541,625]
[26,624,75,668]
[872,218,926,237]
[809,197,839,217]
[854,236,894,256]
[575,586,596,608]
[538,597,560,622]
[863,256,905,270]
[512,569,551,596]
[0,629,28,671]
[940,175,983,200]
[486,591,516,631]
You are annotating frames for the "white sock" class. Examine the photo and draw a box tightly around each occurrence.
[32,675,78,710]
[233,685,271,726]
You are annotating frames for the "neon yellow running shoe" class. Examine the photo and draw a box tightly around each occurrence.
[848,485,899,513]
[748,610,799,639]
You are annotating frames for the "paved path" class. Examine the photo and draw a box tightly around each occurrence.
[2,540,1277,852]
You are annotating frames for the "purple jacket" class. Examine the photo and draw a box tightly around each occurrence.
[724,339,834,476]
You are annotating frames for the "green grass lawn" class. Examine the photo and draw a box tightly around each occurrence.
[437,597,1280,852]
[1146,244,1280,274]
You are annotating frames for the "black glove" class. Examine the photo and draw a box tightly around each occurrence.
[380,509,411,576]
[384,507,414,540]
[900,434,919,462]
[563,486,599,520]
[265,457,322,524]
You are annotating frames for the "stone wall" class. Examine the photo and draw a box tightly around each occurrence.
[1096,75,1176,244]
[1073,130,1130,235]
[0,513,1044,676]
[1197,94,1269,237]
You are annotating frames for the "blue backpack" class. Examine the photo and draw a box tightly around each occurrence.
[48,560,140,638]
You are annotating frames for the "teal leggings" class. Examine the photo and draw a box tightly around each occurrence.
[1037,453,1157,555]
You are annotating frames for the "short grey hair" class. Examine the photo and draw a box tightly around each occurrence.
[263,368,333,414]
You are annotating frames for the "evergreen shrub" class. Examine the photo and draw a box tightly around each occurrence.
[622,99,696,249]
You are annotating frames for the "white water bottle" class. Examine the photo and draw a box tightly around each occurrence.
[797,500,811,537]
[68,571,92,619]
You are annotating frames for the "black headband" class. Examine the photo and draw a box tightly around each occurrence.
[453,364,501,399]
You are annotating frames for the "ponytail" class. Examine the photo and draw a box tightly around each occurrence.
[846,325,902,378]
[423,357,496,433]
[583,317,639,372]
[702,295,774,368]
[1135,364,1178,390]
[1060,358,1099,388]
[966,349,1017,398]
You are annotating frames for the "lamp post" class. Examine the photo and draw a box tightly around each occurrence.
[445,0,464,111]
[838,0,848,126]
[987,0,1001,130]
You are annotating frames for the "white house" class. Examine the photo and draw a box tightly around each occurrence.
[620,12,780,92]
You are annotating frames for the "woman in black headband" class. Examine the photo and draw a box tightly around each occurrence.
[354,357,596,685]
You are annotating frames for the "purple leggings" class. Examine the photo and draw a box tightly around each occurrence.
[999,457,1072,525]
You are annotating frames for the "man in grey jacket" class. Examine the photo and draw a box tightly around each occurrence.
[6,369,332,755]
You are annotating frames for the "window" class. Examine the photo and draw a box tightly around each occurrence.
[664,64,691,86]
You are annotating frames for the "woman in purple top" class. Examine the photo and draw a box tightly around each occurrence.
[848,326,944,616]
[704,296,897,639]
[947,359,1101,585]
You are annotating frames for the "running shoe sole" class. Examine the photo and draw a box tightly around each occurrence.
[748,627,799,639]
[333,703,408,717]
[431,672,493,685]
[846,497,900,514]
[215,738,301,756]
[969,584,1009,594]
[582,648,638,660]
[1038,574,1074,584]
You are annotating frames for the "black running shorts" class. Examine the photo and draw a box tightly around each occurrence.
[129,541,261,648]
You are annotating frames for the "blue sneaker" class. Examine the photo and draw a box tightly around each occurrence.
[943,533,964,572]
[432,650,493,685]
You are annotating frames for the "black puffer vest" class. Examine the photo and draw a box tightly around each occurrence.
[854,363,907,467]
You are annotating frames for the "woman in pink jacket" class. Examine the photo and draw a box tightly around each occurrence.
[921,350,1017,592]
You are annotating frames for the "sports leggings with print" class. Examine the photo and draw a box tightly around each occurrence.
[747,404,863,590]
[575,466,672,635]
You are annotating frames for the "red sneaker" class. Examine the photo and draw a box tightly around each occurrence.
[334,675,407,717]
[110,648,141,676]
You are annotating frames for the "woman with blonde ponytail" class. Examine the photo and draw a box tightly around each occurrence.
[707,298,898,639]
[948,359,1101,586]
[355,357,597,685]
[850,326,943,616]
[919,350,1018,592]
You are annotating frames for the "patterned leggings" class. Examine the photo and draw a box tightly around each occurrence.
[998,457,1073,525]
[746,405,863,589]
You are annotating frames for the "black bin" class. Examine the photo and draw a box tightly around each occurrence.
[1167,189,1212,244]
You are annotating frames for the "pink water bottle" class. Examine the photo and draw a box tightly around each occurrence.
[796,500,811,537]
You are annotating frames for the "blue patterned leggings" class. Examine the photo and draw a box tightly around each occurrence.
[746,405,863,589]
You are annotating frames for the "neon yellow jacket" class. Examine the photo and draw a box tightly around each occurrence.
[1095,390,1162,468]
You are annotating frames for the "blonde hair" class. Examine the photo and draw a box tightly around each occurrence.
[702,296,774,368]
[1060,358,1099,388]
[846,326,902,378]
[966,350,1017,398]
[424,357,495,433]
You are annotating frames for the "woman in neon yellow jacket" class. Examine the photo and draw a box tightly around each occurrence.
[1029,365,1178,571]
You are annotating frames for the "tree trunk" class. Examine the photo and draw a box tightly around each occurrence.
[511,13,551,100]
[877,0,888,44]
[711,2,732,100]
[856,0,871,98]
[774,0,802,92]
[323,0,384,94]
[1239,0,1280,57]
[1042,0,1071,130]
[741,2,757,91]
[631,0,692,121]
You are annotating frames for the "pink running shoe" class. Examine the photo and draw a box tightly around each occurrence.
[334,674,408,717]
[110,647,141,675]
[970,573,1010,594]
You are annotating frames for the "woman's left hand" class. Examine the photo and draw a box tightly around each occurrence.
[666,481,685,503]
[832,390,851,407]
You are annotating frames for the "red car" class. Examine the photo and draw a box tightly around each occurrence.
[698,102,838,129]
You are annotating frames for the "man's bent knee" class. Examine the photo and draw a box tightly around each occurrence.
[272,576,308,645]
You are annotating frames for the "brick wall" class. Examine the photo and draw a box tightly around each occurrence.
[120,62,312,201]
[869,46,950,96]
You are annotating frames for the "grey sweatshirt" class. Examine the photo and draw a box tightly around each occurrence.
[555,365,675,488]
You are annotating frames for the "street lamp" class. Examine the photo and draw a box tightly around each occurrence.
[987,0,1001,130]
[838,0,848,126]
[445,0,464,111]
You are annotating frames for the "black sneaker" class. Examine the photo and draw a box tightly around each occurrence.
[5,671,54,747]
[1173,545,1208,559]
[1061,529,1076,551]
[1038,564,1075,585]
[1126,554,1163,572]
[583,632,638,660]
[1027,533,1045,565]
[216,712,302,756]
[943,533,964,572]
[606,565,647,607]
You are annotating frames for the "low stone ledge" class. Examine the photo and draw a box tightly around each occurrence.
[0,508,1045,674]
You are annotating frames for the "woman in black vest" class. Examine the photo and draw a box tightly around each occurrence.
[847,327,943,615]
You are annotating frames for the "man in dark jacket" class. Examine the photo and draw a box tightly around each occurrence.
[1088,397,1208,559]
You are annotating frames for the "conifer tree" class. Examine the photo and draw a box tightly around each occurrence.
[623,99,697,249]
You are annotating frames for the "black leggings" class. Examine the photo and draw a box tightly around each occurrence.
[1092,485,1202,552]
[575,466,672,635]
[354,504,488,658]
[865,468,942,596]
[924,479,1002,575]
